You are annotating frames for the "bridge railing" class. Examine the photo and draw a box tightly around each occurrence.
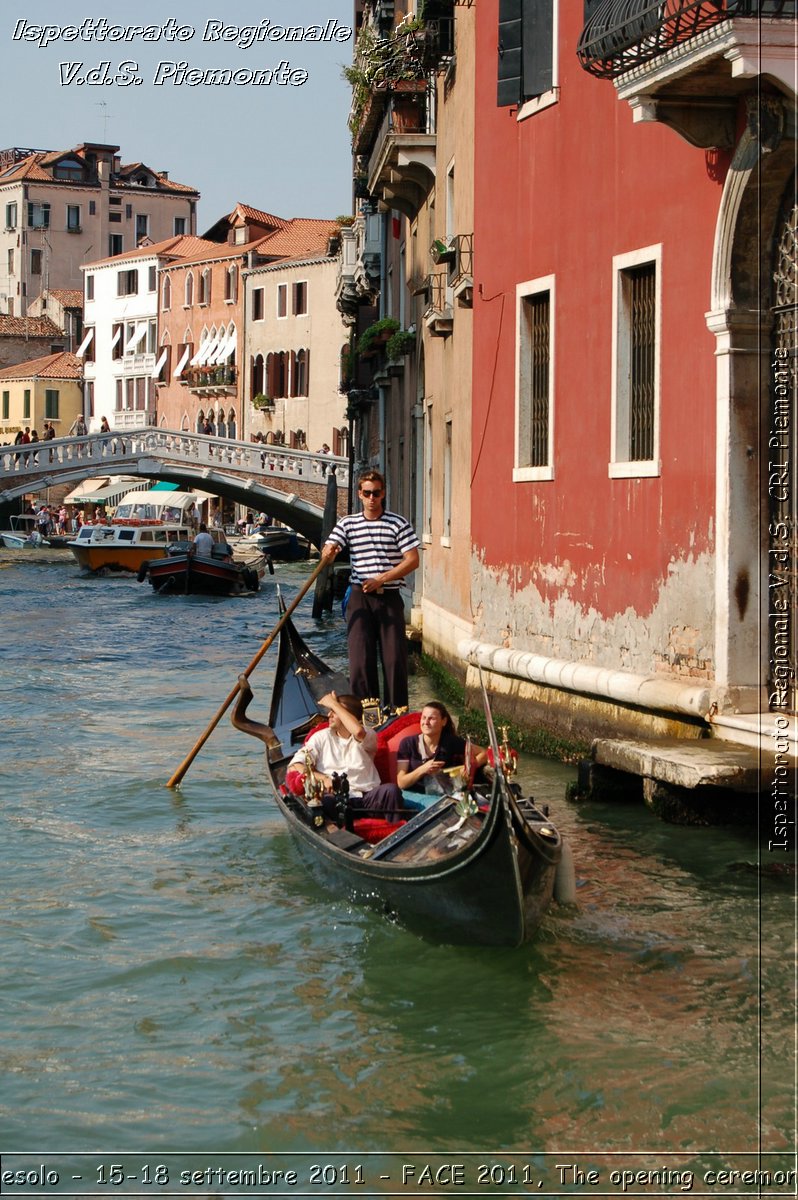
[0,427,349,489]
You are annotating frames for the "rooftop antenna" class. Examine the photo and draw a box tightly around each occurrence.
[95,102,114,141]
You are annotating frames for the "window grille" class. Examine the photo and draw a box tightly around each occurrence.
[626,264,655,462]
[526,293,550,467]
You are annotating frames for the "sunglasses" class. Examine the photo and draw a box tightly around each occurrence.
[360,489,383,498]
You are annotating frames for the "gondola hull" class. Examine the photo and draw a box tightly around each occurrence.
[234,610,564,947]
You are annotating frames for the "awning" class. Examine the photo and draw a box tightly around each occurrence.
[194,335,219,367]
[63,477,148,505]
[110,327,122,350]
[173,345,191,377]
[151,348,168,379]
[75,328,94,358]
[149,481,179,491]
[125,322,148,353]
[217,328,237,363]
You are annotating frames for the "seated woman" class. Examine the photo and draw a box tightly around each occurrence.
[396,702,488,795]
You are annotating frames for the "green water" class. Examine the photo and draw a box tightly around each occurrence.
[0,556,793,1195]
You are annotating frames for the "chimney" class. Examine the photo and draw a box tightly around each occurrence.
[160,171,169,179]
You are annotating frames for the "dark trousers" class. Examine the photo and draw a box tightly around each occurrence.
[345,586,409,708]
[323,782,404,822]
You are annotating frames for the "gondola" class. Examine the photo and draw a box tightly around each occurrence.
[231,599,571,947]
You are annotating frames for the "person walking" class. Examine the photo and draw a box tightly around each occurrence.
[321,470,419,709]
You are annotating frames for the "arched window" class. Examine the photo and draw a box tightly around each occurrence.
[196,409,205,433]
[162,275,171,310]
[200,268,211,305]
[227,408,236,440]
[292,348,309,397]
[185,272,194,307]
[251,353,265,399]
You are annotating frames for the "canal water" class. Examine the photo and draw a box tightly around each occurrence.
[0,554,793,1192]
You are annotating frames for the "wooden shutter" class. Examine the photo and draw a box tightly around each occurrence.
[497,0,523,107]
[522,0,554,99]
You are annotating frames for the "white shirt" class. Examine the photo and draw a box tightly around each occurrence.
[288,726,379,795]
[193,531,214,556]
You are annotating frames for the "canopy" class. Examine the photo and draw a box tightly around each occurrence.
[64,478,150,506]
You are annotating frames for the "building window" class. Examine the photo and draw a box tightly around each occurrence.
[184,273,194,307]
[292,348,309,396]
[109,234,123,256]
[27,202,50,229]
[30,249,42,275]
[225,265,238,303]
[111,323,124,361]
[2,391,9,420]
[252,288,264,320]
[199,268,211,305]
[45,389,59,419]
[277,283,287,318]
[7,249,13,276]
[514,276,555,481]
[66,204,81,232]
[162,275,171,310]
[610,246,661,477]
[109,212,122,223]
[293,281,307,315]
[86,274,95,301]
[5,202,17,229]
[497,0,558,117]
[147,265,156,292]
[23,389,31,419]
[442,417,452,544]
[89,200,96,216]
[423,404,433,541]
[136,214,149,242]
[174,217,186,236]
[117,269,139,297]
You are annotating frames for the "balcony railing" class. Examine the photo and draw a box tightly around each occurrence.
[577,0,796,79]
[184,365,238,392]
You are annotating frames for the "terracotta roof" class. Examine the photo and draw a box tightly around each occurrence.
[0,351,82,381]
[0,315,64,339]
[86,235,220,270]
[0,148,198,195]
[255,219,342,259]
[47,289,83,309]
[231,203,290,230]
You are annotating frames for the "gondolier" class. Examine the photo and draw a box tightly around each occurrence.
[321,470,419,709]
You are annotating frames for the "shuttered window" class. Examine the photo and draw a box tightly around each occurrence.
[498,0,554,107]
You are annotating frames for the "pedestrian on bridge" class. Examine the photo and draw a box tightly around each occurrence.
[321,469,419,711]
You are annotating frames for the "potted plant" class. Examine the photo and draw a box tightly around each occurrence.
[430,237,455,265]
[252,393,274,411]
[386,328,416,361]
[356,316,400,357]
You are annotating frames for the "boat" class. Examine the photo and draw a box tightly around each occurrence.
[1,513,70,550]
[137,540,269,596]
[235,526,310,561]
[231,603,569,947]
[67,489,199,573]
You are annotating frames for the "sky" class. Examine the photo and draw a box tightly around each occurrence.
[4,1,355,230]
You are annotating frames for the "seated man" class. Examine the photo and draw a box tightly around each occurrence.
[287,691,404,820]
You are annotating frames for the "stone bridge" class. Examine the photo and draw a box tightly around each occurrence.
[0,427,350,547]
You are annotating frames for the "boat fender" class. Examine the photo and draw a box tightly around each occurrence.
[136,561,149,582]
[553,837,577,906]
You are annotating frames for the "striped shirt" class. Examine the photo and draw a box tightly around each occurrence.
[326,510,419,587]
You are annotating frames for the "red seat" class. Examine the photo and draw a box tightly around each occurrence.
[374,712,421,783]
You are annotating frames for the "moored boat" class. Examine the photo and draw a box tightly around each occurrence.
[68,489,199,573]
[231,603,569,947]
[1,514,70,550]
[137,541,267,596]
[236,526,310,561]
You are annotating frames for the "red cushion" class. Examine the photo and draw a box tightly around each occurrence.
[374,712,421,783]
[352,818,406,844]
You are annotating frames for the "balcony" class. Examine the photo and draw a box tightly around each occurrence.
[122,351,156,373]
[365,84,436,218]
[577,0,796,146]
[184,365,238,394]
[422,272,453,337]
[335,211,383,320]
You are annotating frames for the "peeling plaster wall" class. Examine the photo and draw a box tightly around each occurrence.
[470,545,716,683]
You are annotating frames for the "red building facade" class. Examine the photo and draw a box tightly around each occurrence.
[467,0,796,737]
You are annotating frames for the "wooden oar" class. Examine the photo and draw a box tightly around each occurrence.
[166,558,327,788]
